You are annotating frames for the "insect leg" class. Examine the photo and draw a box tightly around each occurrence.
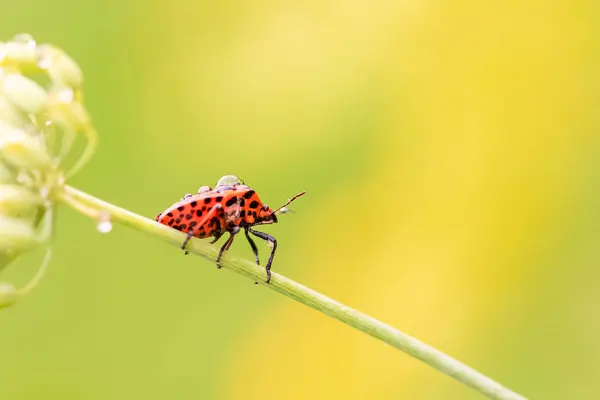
[244,227,260,265]
[209,232,224,244]
[216,229,239,269]
[248,228,277,283]
[180,203,223,253]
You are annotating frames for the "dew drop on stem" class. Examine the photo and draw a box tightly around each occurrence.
[96,212,112,233]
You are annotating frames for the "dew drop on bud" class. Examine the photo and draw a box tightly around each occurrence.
[96,212,112,233]
[13,33,36,49]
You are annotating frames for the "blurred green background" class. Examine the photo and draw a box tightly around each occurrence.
[2,1,600,399]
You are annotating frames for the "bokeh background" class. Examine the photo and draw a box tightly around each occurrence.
[2,1,600,399]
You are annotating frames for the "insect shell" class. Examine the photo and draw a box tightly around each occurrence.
[155,175,305,283]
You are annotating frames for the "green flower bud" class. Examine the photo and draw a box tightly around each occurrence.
[0,34,38,68]
[37,45,83,88]
[0,92,30,128]
[0,282,19,309]
[47,88,91,131]
[0,216,37,252]
[2,73,48,114]
[0,185,43,218]
[0,121,53,170]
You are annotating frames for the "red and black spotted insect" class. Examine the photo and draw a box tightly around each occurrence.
[155,175,305,283]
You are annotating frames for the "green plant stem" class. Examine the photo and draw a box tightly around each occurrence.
[56,184,527,400]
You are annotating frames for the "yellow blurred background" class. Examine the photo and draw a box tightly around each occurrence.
[1,1,600,399]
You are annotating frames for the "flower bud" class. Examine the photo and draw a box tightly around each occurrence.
[2,73,48,114]
[37,45,83,88]
[0,216,37,252]
[0,282,19,308]
[0,185,43,218]
[0,121,53,170]
[47,88,91,132]
[0,34,38,68]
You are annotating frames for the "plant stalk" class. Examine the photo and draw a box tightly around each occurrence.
[56,184,527,400]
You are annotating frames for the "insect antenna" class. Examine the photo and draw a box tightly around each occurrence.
[271,191,306,216]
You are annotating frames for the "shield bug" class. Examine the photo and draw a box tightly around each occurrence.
[156,175,305,283]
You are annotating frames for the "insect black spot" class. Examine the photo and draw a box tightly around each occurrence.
[196,209,203,217]
[179,224,187,231]
[204,198,212,204]
[240,198,245,207]
[185,213,192,220]
[167,212,174,217]
[198,231,206,237]
[243,190,255,199]
[225,196,237,207]
[249,200,259,209]
[168,219,174,226]
[175,218,181,224]
[190,201,197,208]
[240,210,246,217]
[252,211,257,218]
[216,196,223,202]
[202,206,207,211]
[189,221,197,228]
[211,217,220,227]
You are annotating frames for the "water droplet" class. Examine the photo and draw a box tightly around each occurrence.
[13,34,36,49]
[45,120,52,126]
[96,212,112,233]
[216,175,242,188]
[56,88,74,103]
[280,207,288,214]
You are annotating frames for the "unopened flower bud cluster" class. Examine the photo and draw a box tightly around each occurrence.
[0,34,96,307]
